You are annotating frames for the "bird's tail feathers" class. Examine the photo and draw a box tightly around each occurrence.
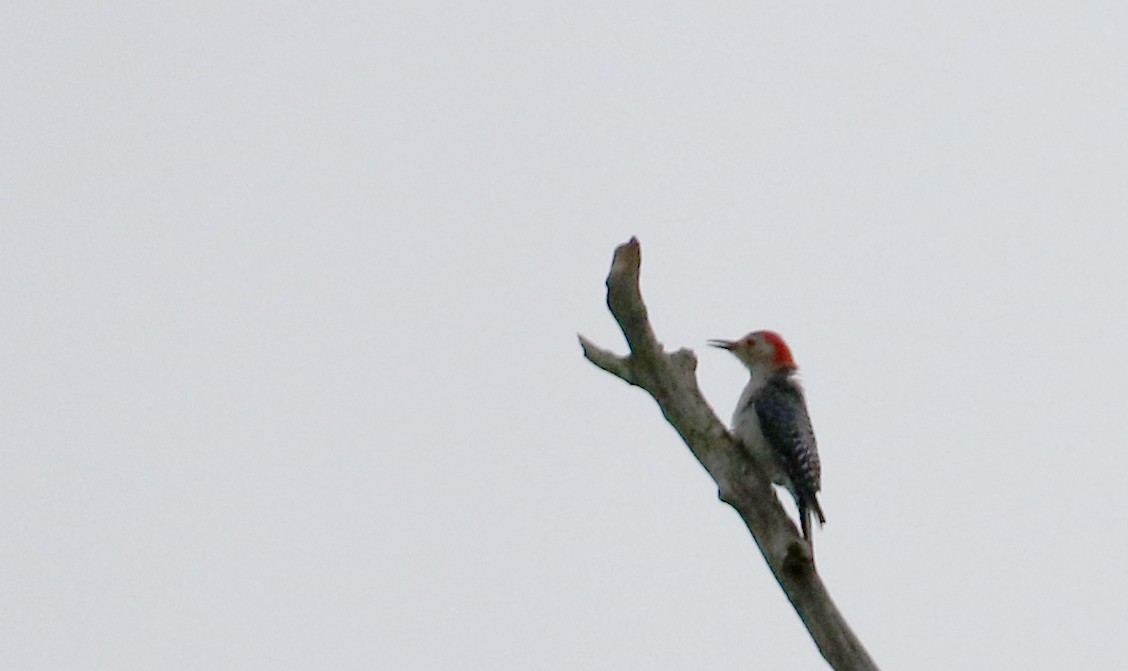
[810,495,826,526]
[799,495,826,546]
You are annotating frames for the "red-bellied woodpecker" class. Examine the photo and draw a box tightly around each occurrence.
[709,330,826,544]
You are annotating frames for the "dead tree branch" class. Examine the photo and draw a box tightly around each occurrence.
[579,237,878,671]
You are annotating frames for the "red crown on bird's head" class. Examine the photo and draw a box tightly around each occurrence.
[758,330,796,369]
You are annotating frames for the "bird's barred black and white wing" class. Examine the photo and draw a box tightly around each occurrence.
[753,374,826,542]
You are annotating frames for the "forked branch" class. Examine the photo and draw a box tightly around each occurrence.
[579,237,878,671]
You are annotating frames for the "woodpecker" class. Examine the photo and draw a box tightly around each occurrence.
[709,331,826,543]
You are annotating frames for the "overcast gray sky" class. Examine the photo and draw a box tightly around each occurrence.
[3,2,1127,669]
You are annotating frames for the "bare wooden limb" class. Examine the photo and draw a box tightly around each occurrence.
[577,336,635,385]
[579,237,879,671]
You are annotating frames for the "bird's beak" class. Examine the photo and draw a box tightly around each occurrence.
[707,339,734,350]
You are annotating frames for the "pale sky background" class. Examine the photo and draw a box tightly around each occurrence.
[3,3,1127,669]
